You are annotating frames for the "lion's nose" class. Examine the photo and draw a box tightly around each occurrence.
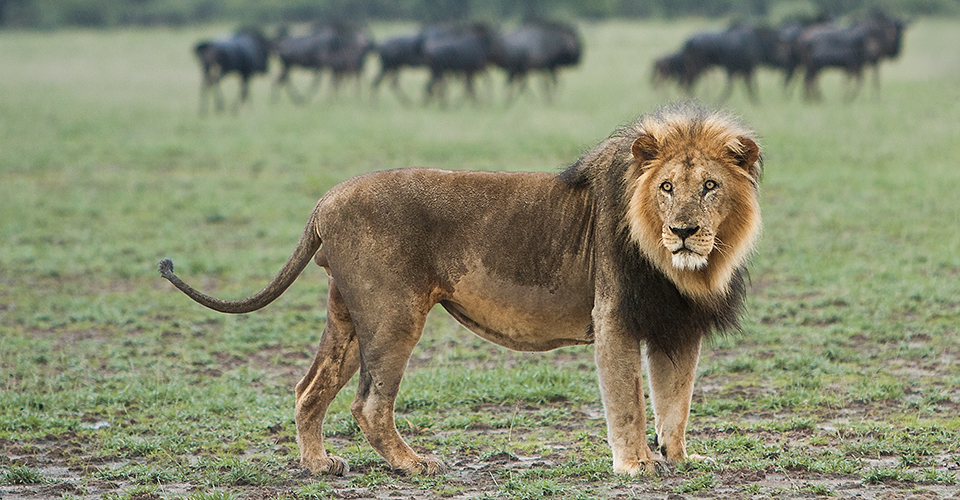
[670,225,700,240]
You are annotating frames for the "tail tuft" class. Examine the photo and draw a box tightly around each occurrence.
[158,258,175,280]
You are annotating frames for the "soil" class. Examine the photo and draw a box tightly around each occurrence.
[4,401,960,500]
[4,324,960,499]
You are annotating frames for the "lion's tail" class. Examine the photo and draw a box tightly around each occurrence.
[158,203,322,314]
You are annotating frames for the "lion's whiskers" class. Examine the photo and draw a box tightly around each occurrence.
[711,238,732,258]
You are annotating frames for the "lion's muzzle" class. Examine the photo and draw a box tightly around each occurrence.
[663,225,712,271]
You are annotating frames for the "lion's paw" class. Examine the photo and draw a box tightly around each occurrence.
[614,458,670,476]
[399,455,449,476]
[301,454,349,476]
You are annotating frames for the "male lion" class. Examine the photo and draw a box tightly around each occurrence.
[159,101,762,476]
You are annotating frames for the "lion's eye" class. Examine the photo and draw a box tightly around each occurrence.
[660,181,673,193]
[703,180,717,192]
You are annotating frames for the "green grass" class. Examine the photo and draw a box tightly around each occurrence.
[1,465,47,485]
[2,17,960,499]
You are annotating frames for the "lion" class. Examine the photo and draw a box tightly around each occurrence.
[158,101,762,476]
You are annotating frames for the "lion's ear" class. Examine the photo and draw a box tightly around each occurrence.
[730,136,761,180]
[631,134,658,168]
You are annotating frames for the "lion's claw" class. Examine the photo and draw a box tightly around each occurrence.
[614,457,671,476]
[398,456,449,476]
[301,455,349,476]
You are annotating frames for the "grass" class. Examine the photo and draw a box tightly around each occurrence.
[2,17,960,499]
[1,465,47,485]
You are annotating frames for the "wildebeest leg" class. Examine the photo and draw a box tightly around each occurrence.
[389,72,411,105]
[744,71,759,104]
[199,69,214,115]
[479,71,495,104]
[870,63,881,100]
[348,297,447,474]
[353,74,363,99]
[462,72,478,105]
[371,69,385,99]
[296,279,361,475]
[303,70,323,103]
[718,71,735,103]
[844,68,864,103]
[372,70,391,103]
[232,75,250,114]
[213,79,227,112]
[594,316,664,475]
[510,73,529,102]
[680,71,698,97]
[541,70,559,104]
[329,73,343,100]
[201,66,226,114]
[423,70,439,105]
[275,64,305,105]
[803,67,821,102]
[782,66,797,99]
[646,337,701,463]
[272,65,286,103]
[425,70,447,107]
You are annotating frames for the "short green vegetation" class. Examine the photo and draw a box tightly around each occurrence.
[2,17,960,500]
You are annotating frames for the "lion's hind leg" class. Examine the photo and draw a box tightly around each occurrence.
[645,337,702,464]
[348,297,449,475]
[296,279,361,475]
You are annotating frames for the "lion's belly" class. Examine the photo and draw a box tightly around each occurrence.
[440,272,595,352]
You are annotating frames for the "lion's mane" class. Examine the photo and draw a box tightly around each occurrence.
[559,102,762,357]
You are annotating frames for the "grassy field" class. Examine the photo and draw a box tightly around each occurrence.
[2,17,960,500]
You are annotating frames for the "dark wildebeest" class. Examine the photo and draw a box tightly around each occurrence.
[791,12,904,101]
[676,26,765,103]
[273,29,328,104]
[273,23,373,104]
[421,23,503,106]
[777,17,828,95]
[371,33,425,104]
[652,51,692,93]
[752,25,791,70]
[498,21,582,103]
[322,25,373,98]
[195,27,271,114]
[653,25,784,101]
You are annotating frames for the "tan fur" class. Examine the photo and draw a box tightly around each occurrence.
[159,102,762,476]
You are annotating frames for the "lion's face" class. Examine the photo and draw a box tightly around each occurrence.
[652,150,740,271]
[626,129,761,298]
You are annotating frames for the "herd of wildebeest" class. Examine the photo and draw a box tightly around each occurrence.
[194,10,905,114]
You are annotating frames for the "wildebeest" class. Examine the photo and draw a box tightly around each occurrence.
[421,23,503,106]
[675,25,766,103]
[195,27,271,114]
[325,26,374,98]
[273,22,373,105]
[777,17,827,95]
[790,12,904,101]
[272,29,328,104]
[371,33,425,104]
[653,25,776,103]
[498,21,582,103]
[652,51,692,94]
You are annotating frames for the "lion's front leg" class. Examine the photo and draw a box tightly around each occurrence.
[594,319,664,475]
[646,337,702,463]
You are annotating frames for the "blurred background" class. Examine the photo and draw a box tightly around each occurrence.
[1,0,956,29]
